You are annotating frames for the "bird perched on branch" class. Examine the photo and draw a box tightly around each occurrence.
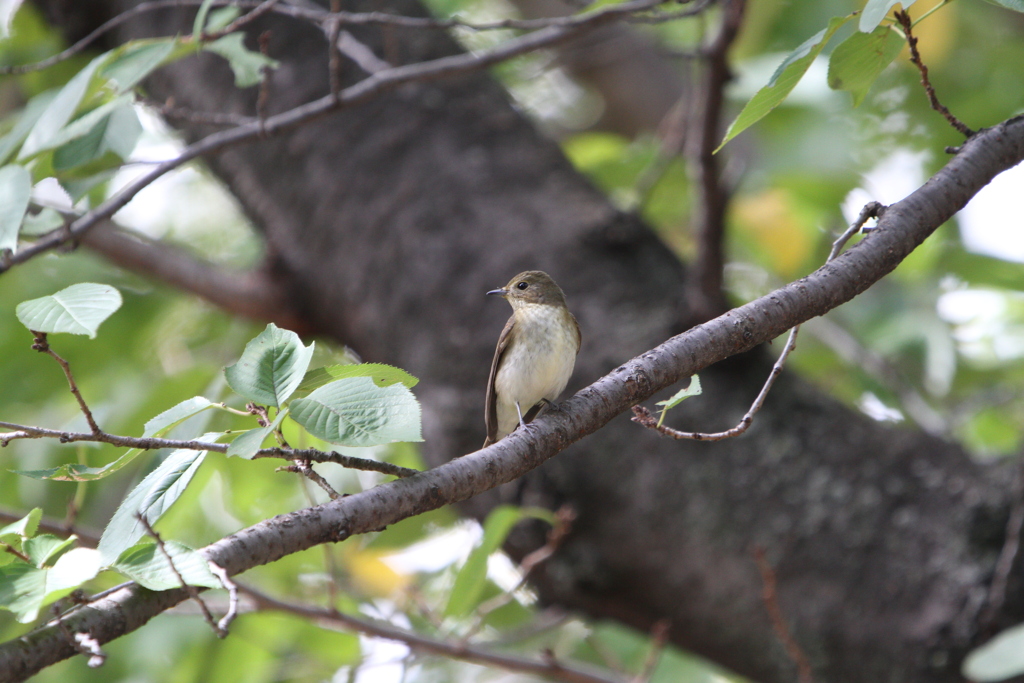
[484,271,581,447]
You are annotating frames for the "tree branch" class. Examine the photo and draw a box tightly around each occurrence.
[79,221,306,330]
[2,0,666,275]
[3,114,1023,682]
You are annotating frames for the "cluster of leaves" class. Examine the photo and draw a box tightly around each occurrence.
[0,0,275,255]
[2,282,422,626]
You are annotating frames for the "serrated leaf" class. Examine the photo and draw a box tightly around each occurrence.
[985,0,1024,10]
[114,541,221,591]
[0,164,31,253]
[0,91,57,165]
[97,433,221,565]
[859,0,918,32]
[718,16,852,152]
[19,52,109,159]
[101,38,177,93]
[14,446,144,482]
[0,562,46,623]
[296,363,420,396]
[15,283,122,338]
[827,25,905,107]
[446,506,554,617]
[0,547,100,623]
[290,377,422,447]
[144,396,215,437]
[963,622,1024,681]
[225,323,315,407]
[193,0,218,38]
[227,409,287,459]
[204,33,279,88]
[0,509,41,542]
[24,535,76,568]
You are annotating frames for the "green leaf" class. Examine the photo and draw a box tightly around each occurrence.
[859,0,917,32]
[446,506,554,617]
[963,622,1024,681]
[101,38,177,93]
[0,509,41,542]
[113,540,221,591]
[655,375,703,427]
[227,409,287,459]
[717,16,852,151]
[0,562,46,623]
[20,207,64,236]
[0,91,57,165]
[193,0,218,38]
[97,433,221,565]
[23,94,135,162]
[24,535,76,568]
[53,104,141,173]
[14,446,146,482]
[289,377,423,447]
[0,548,100,623]
[15,283,123,338]
[0,164,31,253]
[0,0,23,38]
[296,363,420,397]
[204,33,279,88]
[206,6,241,32]
[19,52,110,159]
[144,396,215,437]
[225,323,315,407]
[985,0,1024,10]
[827,25,905,106]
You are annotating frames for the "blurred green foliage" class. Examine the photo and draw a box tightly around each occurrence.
[2,0,1024,681]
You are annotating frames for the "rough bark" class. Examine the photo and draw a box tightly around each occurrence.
[24,2,1024,683]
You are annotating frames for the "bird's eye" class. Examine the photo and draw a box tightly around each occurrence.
[516,281,529,290]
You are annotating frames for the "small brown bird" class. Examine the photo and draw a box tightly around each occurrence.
[484,271,581,447]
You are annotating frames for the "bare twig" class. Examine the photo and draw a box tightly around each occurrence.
[1,542,32,563]
[634,202,885,441]
[52,606,105,669]
[0,507,101,547]
[206,562,240,634]
[137,515,227,638]
[754,548,813,683]
[238,583,626,683]
[31,332,100,435]
[0,419,420,478]
[280,461,342,500]
[685,0,746,323]
[328,0,342,99]
[0,0,665,274]
[893,10,973,138]
[631,619,670,683]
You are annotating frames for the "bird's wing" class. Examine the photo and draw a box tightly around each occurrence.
[571,312,582,355]
[484,315,516,446]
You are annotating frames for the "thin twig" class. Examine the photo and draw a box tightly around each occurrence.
[630,619,670,683]
[237,583,626,683]
[0,0,665,274]
[634,202,885,441]
[206,562,240,634]
[0,419,420,477]
[31,332,101,435]
[893,10,973,138]
[280,461,341,499]
[0,507,101,547]
[328,0,342,99]
[753,548,813,683]
[52,606,105,669]
[137,514,227,638]
[464,506,576,637]
[1,541,32,563]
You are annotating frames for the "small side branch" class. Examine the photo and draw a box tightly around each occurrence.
[893,10,973,138]
[754,548,813,683]
[635,202,885,441]
[238,583,625,683]
[31,332,101,435]
[137,515,227,638]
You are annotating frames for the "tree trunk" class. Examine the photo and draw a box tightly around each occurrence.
[31,2,1024,682]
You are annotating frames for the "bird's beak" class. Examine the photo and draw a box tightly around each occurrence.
[486,288,508,297]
